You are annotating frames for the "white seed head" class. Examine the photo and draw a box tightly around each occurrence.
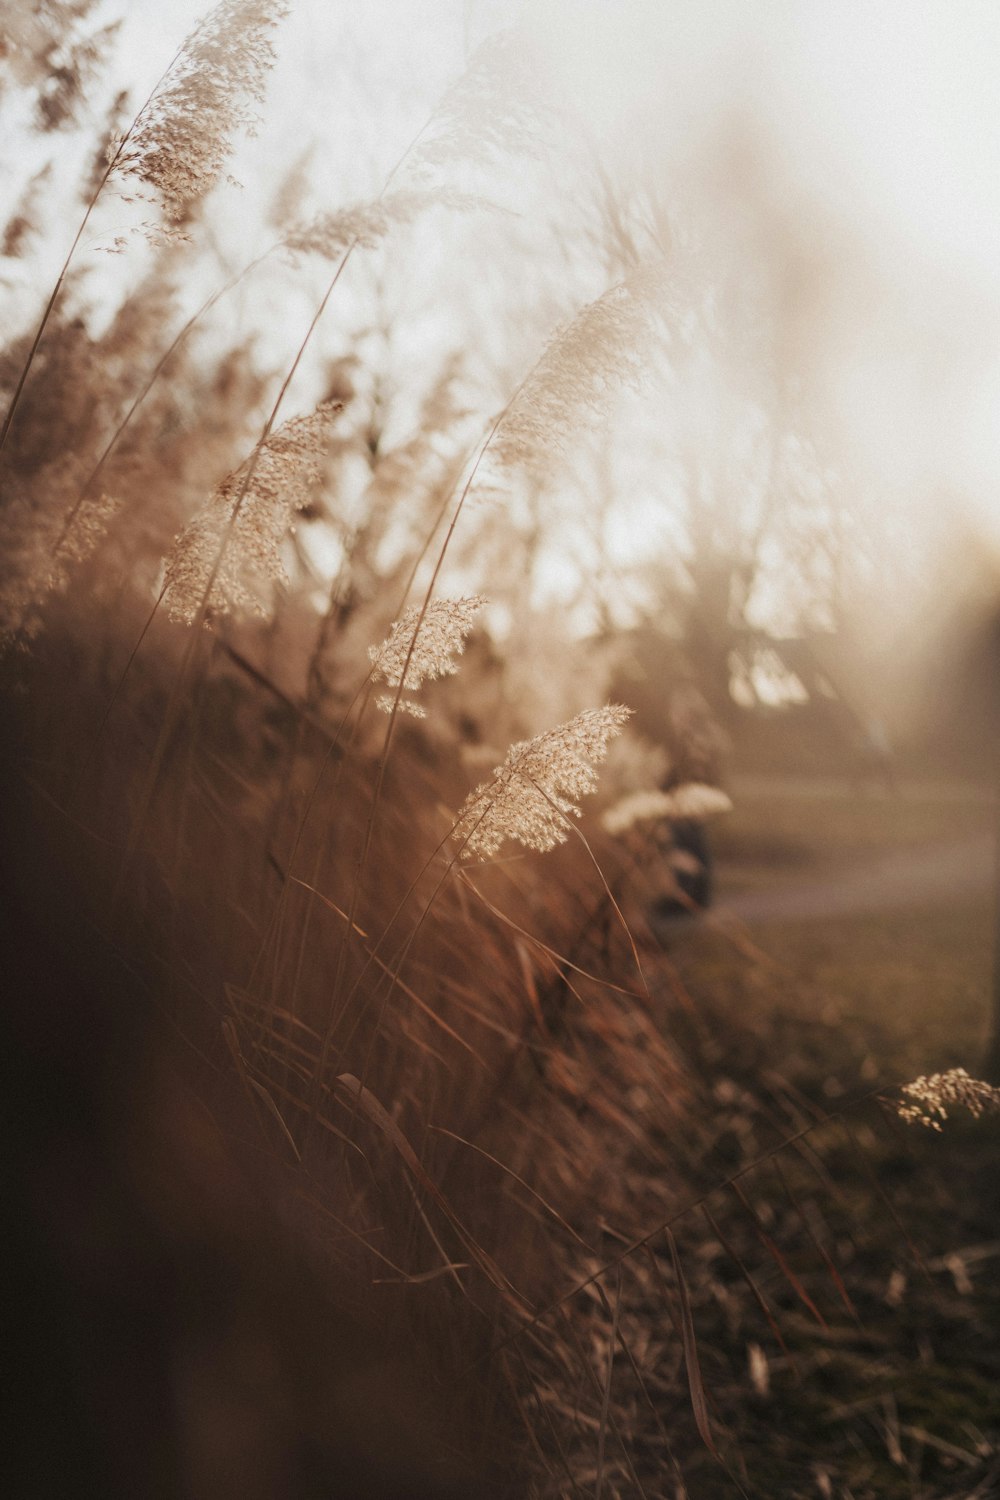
[163,402,339,625]
[284,189,487,261]
[897,1068,1000,1131]
[453,704,632,858]
[375,694,427,719]
[368,595,485,715]
[601,783,733,835]
[111,0,288,222]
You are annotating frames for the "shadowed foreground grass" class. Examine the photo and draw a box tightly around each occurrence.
[4,620,998,1500]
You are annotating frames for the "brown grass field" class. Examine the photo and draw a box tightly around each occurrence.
[2,5,999,1497]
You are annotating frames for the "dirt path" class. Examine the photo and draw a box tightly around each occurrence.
[729,773,993,804]
[716,774,995,927]
[718,830,994,924]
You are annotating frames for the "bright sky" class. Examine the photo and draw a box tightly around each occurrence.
[530,0,1000,523]
[4,0,1000,614]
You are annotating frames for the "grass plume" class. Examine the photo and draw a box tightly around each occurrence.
[163,401,341,624]
[453,704,632,858]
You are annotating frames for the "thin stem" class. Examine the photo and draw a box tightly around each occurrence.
[304,822,461,1117]
[303,795,496,1146]
[81,582,167,776]
[478,1082,908,1366]
[247,672,375,991]
[342,392,524,935]
[533,780,649,1002]
[305,410,512,1124]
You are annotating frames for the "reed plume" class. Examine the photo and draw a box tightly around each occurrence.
[108,0,289,225]
[284,189,486,262]
[897,1068,1000,1131]
[406,26,549,180]
[2,0,117,131]
[163,401,340,625]
[601,782,732,835]
[0,0,287,460]
[481,261,670,492]
[369,595,485,717]
[2,164,52,259]
[453,704,631,858]
[1,472,120,644]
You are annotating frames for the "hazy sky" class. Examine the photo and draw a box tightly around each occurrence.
[98,0,1000,520]
[98,0,1000,289]
[5,0,999,602]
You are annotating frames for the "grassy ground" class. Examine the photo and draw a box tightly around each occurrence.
[8,634,998,1499]
[643,774,1000,1499]
[709,775,994,1074]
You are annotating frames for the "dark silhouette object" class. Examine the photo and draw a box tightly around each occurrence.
[671,817,714,909]
[651,816,714,929]
[653,681,722,930]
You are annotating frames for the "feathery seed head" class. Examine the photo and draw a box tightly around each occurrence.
[483,261,670,492]
[406,27,550,181]
[896,1068,1000,1131]
[1,482,122,646]
[284,189,488,262]
[110,0,288,222]
[368,595,485,715]
[375,694,427,719]
[453,704,631,858]
[163,401,340,625]
[601,783,733,836]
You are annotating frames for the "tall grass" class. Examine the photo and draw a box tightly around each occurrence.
[2,8,996,1498]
